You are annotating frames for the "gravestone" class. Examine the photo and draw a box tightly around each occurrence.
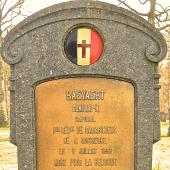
[1,1,167,170]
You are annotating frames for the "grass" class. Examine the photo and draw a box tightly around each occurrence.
[161,122,169,126]
[161,122,170,137]
[0,137,9,142]
[0,127,9,142]
[153,122,170,170]
[0,128,17,169]
[0,127,9,131]
[0,140,17,170]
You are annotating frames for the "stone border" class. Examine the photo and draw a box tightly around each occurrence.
[2,0,167,64]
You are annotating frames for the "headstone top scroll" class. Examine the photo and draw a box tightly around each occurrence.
[2,0,167,65]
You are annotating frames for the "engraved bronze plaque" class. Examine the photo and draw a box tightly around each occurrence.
[36,78,134,170]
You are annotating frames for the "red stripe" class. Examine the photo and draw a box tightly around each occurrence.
[90,30,103,64]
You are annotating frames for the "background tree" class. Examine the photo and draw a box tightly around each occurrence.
[117,0,170,29]
[0,0,27,126]
[116,0,170,115]
[159,29,170,114]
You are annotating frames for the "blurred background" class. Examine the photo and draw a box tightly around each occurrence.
[0,0,169,169]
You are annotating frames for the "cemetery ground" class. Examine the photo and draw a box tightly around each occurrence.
[0,124,170,170]
[0,128,17,170]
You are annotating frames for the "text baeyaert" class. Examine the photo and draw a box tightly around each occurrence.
[66,90,106,100]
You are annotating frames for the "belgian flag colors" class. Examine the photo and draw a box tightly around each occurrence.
[65,28,103,66]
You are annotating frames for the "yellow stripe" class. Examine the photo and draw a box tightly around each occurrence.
[77,28,91,65]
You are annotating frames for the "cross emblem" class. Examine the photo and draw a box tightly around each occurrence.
[77,40,91,58]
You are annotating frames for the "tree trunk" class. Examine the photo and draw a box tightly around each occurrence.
[148,0,156,25]
[0,8,7,126]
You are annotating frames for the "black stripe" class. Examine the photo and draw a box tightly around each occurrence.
[65,29,77,64]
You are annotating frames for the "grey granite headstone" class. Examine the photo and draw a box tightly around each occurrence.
[1,1,167,170]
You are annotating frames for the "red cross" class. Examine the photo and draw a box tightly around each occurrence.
[77,40,91,58]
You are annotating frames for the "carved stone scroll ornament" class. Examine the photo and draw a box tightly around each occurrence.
[145,33,167,63]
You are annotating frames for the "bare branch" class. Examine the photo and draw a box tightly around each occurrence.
[156,14,170,24]
[156,9,170,16]
[165,6,170,10]
[158,24,170,31]
[154,2,170,26]
[12,9,27,17]
[138,0,149,5]
[1,0,8,11]
[118,0,127,6]
[155,15,161,27]
[157,18,170,23]
[156,3,166,12]
[117,0,149,16]
[1,10,21,26]
[2,24,15,34]
[2,0,25,20]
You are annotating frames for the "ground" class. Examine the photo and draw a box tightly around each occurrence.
[0,128,17,170]
[0,124,170,170]
[153,122,170,170]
